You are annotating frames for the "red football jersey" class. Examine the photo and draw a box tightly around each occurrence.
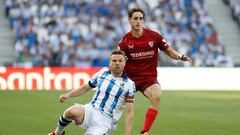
[118,28,169,81]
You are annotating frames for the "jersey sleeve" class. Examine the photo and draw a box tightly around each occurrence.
[118,38,127,53]
[156,33,169,51]
[125,82,136,103]
[88,68,107,88]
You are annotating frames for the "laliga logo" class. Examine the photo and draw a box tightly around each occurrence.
[0,67,91,90]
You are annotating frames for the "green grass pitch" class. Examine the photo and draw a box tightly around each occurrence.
[0,91,240,135]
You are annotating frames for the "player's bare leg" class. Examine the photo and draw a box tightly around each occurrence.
[140,83,162,134]
[50,105,85,135]
[64,105,85,125]
[144,84,162,110]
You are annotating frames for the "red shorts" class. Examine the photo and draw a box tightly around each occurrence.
[134,78,159,93]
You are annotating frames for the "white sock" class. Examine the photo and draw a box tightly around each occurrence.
[54,113,72,135]
[55,126,64,135]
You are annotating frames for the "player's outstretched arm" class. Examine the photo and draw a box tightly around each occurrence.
[59,84,92,103]
[124,102,134,135]
[163,47,191,62]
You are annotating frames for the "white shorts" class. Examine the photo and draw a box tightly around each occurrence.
[73,104,114,135]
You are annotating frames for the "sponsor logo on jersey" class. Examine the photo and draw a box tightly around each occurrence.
[128,45,134,49]
[130,51,154,58]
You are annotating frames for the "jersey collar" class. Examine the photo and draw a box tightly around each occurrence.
[130,28,145,39]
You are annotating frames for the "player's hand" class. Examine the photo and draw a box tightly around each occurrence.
[59,93,70,103]
[180,55,191,62]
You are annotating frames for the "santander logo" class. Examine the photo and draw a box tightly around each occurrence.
[0,67,101,90]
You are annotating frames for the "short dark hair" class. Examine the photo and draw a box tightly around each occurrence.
[111,50,125,57]
[128,8,145,19]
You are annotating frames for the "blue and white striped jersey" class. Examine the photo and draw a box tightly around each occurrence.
[88,68,136,123]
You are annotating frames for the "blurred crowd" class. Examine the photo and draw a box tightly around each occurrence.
[5,0,234,67]
[223,0,240,27]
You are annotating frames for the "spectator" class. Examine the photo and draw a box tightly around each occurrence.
[6,0,233,67]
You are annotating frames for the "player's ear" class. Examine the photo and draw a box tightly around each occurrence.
[123,59,126,67]
[128,17,131,22]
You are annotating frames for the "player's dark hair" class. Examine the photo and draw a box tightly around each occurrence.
[128,8,145,19]
[111,50,125,57]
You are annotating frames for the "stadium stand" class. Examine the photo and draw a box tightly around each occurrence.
[0,1,14,66]
[206,0,240,66]
[3,0,235,67]
[223,0,240,27]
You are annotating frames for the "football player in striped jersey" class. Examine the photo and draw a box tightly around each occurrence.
[48,50,136,135]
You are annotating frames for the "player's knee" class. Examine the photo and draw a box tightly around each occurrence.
[152,93,161,103]
[65,105,85,124]
[65,106,82,119]
[64,108,76,119]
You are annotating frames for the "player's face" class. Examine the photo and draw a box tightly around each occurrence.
[109,54,126,74]
[128,12,144,30]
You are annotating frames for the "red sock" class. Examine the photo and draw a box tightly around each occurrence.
[142,108,158,132]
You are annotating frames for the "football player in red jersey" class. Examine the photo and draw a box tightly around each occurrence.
[118,8,191,135]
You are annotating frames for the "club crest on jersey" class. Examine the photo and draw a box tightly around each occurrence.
[148,41,154,48]
[128,45,134,49]
[120,83,125,88]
